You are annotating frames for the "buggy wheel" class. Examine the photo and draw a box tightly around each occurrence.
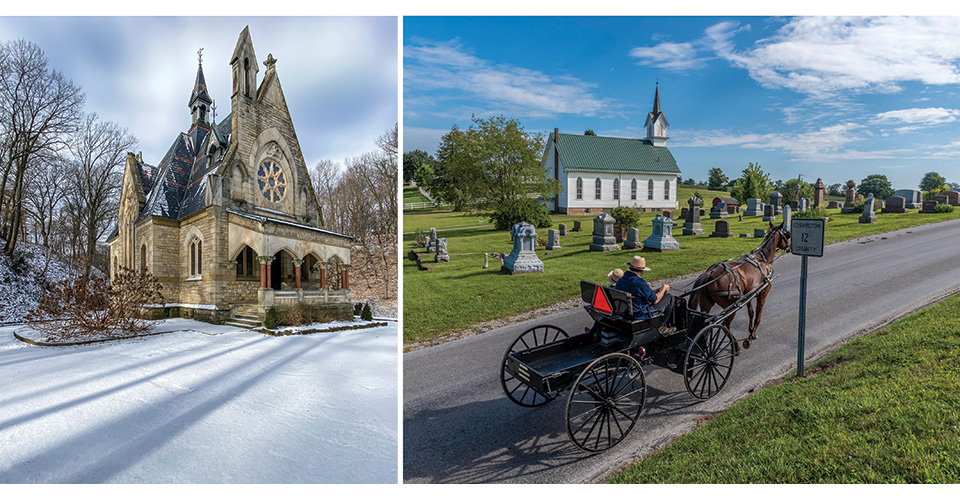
[684,324,736,400]
[565,353,646,453]
[500,325,569,407]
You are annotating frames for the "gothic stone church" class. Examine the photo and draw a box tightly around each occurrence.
[108,26,354,325]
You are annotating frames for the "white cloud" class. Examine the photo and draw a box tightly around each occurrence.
[871,107,960,131]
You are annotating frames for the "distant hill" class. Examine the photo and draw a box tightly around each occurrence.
[0,239,99,324]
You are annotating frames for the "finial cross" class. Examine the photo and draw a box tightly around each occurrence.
[197,47,204,65]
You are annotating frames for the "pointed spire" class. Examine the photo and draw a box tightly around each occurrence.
[652,83,661,117]
[189,50,213,107]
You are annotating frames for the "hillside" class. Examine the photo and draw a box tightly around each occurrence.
[0,240,94,324]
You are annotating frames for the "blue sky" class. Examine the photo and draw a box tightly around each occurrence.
[404,16,960,190]
[0,16,398,169]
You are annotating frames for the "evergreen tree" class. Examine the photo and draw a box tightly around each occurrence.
[729,162,773,205]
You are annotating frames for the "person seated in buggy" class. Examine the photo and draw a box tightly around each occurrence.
[614,256,677,334]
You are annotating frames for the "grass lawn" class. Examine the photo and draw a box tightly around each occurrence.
[403,186,432,205]
[403,192,960,346]
[609,291,960,483]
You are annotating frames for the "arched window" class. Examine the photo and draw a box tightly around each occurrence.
[243,58,251,97]
[595,178,602,200]
[648,179,655,200]
[664,179,671,200]
[140,244,147,272]
[236,246,257,278]
[576,177,583,200]
[190,238,203,277]
[631,179,637,200]
[613,179,619,200]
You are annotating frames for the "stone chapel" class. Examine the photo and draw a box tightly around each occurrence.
[107,26,354,325]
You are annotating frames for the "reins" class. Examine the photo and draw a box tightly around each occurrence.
[679,226,788,298]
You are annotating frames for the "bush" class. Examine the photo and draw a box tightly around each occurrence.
[361,303,373,321]
[852,200,865,214]
[264,306,279,329]
[611,206,641,227]
[935,203,955,213]
[795,206,830,219]
[489,197,552,230]
[277,303,346,326]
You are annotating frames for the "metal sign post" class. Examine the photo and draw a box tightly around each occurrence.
[790,218,825,377]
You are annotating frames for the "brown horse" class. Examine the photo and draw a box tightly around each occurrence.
[688,221,790,340]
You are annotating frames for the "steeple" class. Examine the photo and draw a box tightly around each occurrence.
[189,48,213,125]
[644,83,669,147]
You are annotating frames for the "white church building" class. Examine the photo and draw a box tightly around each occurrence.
[542,85,681,214]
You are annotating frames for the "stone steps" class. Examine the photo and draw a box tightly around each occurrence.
[226,304,261,329]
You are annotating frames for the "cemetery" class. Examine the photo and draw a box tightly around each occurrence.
[403,186,960,347]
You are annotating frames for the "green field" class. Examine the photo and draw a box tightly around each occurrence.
[609,291,960,483]
[403,187,959,346]
[403,185,433,205]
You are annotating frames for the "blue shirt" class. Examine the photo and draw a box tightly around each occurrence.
[613,272,657,319]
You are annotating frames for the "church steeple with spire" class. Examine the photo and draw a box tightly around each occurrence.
[189,48,213,125]
[644,83,670,147]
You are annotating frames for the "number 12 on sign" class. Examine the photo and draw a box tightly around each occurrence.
[791,218,825,377]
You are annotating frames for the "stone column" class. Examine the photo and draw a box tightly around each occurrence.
[813,178,825,208]
[342,265,350,290]
[258,255,272,288]
[293,258,304,289]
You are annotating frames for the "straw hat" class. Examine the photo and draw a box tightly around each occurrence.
[626,255,652,272]
[607,268,624,286]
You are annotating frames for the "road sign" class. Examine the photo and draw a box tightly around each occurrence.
[790,217,826,377]
[791,218,825,257]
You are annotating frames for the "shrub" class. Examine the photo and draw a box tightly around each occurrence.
[852,200,865,214]
[264,306,279,329]
[795,206,830,219]
[489,197,552,230]
[361,303,373,321]
[935,203,955,213]
[610,206,642,227]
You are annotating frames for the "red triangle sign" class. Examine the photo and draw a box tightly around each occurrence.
[593,285,613,315]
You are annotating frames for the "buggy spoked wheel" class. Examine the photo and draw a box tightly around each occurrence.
[684,324,736,400]
[565,353,646,453]
[500,325,569,407]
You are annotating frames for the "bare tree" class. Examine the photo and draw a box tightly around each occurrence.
[23,153,71,276]
[68,113,137,277]
[311,158,342,230]
[0,39,84,256]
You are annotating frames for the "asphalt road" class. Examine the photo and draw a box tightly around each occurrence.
[403,217,960,484]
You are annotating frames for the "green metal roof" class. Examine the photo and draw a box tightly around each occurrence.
[554,133,680,175]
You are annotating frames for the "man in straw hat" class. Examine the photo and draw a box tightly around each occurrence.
[614,255,676,334]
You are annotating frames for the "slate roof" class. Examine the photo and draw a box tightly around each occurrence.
[553,133,680,175]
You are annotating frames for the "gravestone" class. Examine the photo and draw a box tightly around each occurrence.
[623,227,642,250]
[933,194,949,206]
[783,205,792,230]
[727,203,739,214]
[882,196,907,213]
[682,196,705,235]
[813,178,826,207]
[572,220,582,232]
[483,252,489,269]
[799,198,810,211]
[680,207,689,219]
[859,196,877,223]
[558,223,567,236]
[894,189,923,209]
[762,204,777,223]
[589,213,619,252]
[426,227,439,252]
[827,200,840,209]
[754,228,766,238]
[769,192,783,215]
[841,180,858,213]
[643,215,679,251]
[710,201,730,219]
[662,209,674,220]
[920,199,939,213]
[944,191,960,206]
[709,220,734,238]
[744,198,764,217]
[501,222,543,274]
[546,229,561,250]
[434,237,450,262]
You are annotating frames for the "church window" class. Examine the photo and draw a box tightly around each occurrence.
[189,238,202,277]
[141,245,147,272]
[576,177,582,200]
[257,159,288,203]
[243,58,251,97]
[595,178,601,200]
[236,246,257,278]
[631,179,637,200]
[664,179,670,200]
[613,179,619,200]
[648,180,654,200]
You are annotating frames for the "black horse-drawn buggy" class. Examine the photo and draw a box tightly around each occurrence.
[499,223,789,453]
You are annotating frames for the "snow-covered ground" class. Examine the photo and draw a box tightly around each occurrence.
[0,318,398,483]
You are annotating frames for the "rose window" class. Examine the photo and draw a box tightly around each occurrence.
[257,159,287,203]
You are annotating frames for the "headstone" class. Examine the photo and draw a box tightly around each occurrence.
[762,204,777,223]
[754,228,766,238]
[546,229,561,250]
[558,223,567,236]
[709,220,734,238]
[769,192,783,215]
[920,199,939,213]
[483,252,489,268]
[933,194,949,206]
[588,213,619,252]
[643,215,680,251]
[942,191,959,206]
[727,203,739,214]
[572,220,582,232]
[841,180,857,213]
[859,196,877,223]
[894,189,923,209]
[623,227,642,250]
[501,222,544,274]
[682,196,705,235]
[680,207,689,219]
[813,178,826,208]
[783,205,792,230]
[662,209,674,220]
[426,227,439,252]
[743,198,764,217]
[434,237,450,262]
[710,201,730,219]
[827,201,840,209]
[740,233,749,237]
[881,196,907,213]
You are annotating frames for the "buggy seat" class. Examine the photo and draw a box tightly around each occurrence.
[580,281,662,335]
